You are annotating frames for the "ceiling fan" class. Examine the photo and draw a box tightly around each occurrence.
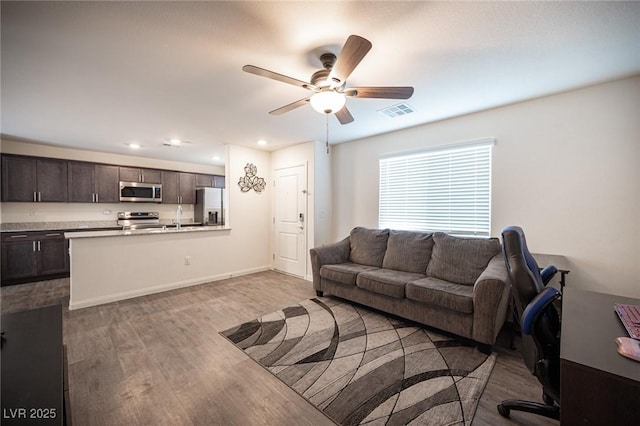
[243,35,414,124]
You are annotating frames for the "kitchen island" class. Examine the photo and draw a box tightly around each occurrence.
[65,225,263,310]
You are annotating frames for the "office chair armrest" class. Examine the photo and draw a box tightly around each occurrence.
[522,286,561,335]
[540,265,558,286]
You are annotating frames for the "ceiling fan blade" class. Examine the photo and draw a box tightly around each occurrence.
[335,106,354,125]
[243,65,316,91]
[344,86,414,99]
[269,97,310,115]
[329,35,372,85]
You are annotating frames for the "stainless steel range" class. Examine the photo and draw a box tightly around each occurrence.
[117,211,160,229]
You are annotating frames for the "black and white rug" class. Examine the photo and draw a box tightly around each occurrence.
[221,297,495,426]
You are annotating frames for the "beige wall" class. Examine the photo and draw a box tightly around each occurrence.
[331,76,640,298]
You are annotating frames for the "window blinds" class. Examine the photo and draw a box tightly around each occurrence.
[379,140,493,237]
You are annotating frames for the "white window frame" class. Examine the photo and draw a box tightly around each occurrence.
[379,138,494,237]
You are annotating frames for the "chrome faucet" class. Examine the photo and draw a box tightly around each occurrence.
[176,205,182,229]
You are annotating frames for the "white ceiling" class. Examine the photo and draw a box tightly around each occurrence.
[2,1,639,166]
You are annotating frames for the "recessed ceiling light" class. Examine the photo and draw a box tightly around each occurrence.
[257,139,267,146]
[170,138,182,146]
[128,143,141,149]
[211,155,220,161]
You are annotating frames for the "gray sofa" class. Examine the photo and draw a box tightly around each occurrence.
[310,227,511,345]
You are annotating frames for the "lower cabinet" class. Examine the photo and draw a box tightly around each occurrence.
[1,232,69,285]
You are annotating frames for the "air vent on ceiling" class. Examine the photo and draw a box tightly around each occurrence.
[162,139,192,147]
[378,103,415,118]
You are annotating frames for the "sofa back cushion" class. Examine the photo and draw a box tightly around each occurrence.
[349,227,389,267]
[382,230,434,273]
[426,232,501,285]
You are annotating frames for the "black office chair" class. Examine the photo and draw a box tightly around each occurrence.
[498,226,562,420]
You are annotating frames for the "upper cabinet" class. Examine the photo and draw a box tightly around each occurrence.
[68,161,119,203]
[162,171,196,204]
[1,154,213,205]
[213,175,225,188]
[196,173,226,188]
[119,167,162,184]
[1,155,67,202]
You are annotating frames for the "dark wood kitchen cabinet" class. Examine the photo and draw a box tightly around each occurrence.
[162,171,196,204]
[196,174,226,188]
[1,155,68,202]
[1,231,69,285]
[119,167,162,184]
[213,175,225,188]
[68,161,119,203]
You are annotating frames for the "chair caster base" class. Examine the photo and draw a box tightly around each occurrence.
[497,399,560,420]
[497,404,510,417]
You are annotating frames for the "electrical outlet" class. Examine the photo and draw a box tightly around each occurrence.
[184,256,192,266]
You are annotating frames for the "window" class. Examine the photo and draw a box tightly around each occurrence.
[379,139,494,237]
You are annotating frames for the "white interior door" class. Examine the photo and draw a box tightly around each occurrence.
[274,165,307,277]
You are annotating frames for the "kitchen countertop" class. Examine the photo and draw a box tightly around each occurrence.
[1,220,118,233]
[1,220,202,233]
[65,225,231,239]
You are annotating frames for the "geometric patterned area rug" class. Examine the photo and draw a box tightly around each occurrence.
[220,297,496,426]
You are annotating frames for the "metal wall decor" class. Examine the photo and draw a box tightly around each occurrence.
[238,163,266,193]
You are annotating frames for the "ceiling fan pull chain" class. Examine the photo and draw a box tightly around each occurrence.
[326,114,330,155]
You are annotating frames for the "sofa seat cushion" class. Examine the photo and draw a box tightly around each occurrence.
[356,269,426,299]
[349,227,390,267]
[320,263,380,286]
[426,233,501,285]
[382,230,434,273]
[406,277,474,314]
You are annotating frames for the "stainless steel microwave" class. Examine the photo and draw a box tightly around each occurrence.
[119,182,162,202]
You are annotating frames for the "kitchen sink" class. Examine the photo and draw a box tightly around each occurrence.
[143,225,203,233]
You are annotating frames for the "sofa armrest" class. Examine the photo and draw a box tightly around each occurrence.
[472,253,511,344]
[309,237,351,290]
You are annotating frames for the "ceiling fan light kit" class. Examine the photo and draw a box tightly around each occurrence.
[310,90,346,114]
[243,34,413,125]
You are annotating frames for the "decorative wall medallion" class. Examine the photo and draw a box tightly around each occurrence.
[238,163,266,193]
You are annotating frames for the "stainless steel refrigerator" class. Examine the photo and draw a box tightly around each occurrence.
[195,188,224,225]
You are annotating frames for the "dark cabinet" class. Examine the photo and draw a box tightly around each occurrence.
[195,174,213,187]
[119,167,162,184]
[95,165,120,203]
[1,232,69,285]
[39,233,69,276]
[1,155,67,202]
[1,306,69,426]
[2,154,208,206]
[1,236,38,281]
[213,175,225,188]
[196,174,225,188]
[162,171,196,204]
[179,172,196,204]
[68,161,119,203]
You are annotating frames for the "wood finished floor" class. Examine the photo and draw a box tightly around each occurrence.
[1,272,559,426]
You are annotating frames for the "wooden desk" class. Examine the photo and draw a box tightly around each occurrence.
[560,288,640,424]
[1,305,69,425]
